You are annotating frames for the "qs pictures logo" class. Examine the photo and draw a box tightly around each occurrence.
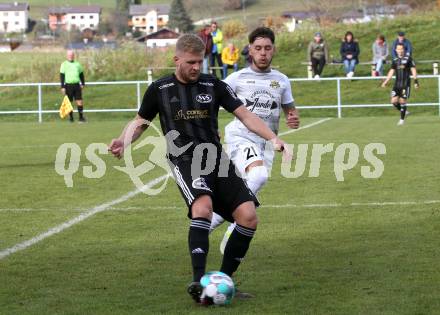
[54,120,171,195]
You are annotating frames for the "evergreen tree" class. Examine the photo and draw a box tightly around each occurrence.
[114,0,130,35]
[168,0,194,33]
[116,0,130,11]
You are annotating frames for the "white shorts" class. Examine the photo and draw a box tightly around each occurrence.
[225,137,275,176]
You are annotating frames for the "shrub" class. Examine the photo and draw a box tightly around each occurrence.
[221,20,247,39]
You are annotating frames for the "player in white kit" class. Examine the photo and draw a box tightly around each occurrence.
[210,27,300,253]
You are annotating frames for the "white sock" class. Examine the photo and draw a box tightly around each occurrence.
[246,165,268,195]
[211,166,268,233]
[210,212,225,232]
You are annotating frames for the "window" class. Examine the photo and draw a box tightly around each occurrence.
[15,21,19,25]
[90,24,94,28]
[142,18,146,22]
[71,15,76,19]
[3,12,8,16]
[135,18,139,21]
[80,15,84,19]
[89,15,93,19]
[15,12,19,17]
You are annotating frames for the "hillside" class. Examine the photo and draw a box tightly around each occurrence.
[24,0,302,22]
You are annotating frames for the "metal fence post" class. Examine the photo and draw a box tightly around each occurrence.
[438,76,440,116]
[147,69,153,83]
[136,82,141,110]
[38,84,43,123]
[307,64,313,79]
[337,78,342,118]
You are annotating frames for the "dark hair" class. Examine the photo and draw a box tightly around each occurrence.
[344,31,354,41]
[248,27,275,44]
[395,43,405,48]
[378,34,385,41]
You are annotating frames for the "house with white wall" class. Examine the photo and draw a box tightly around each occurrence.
[0,2,29,33]
[129,4,170,34]
[48,5,101,32]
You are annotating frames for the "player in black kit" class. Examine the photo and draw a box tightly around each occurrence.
[108,34,287,304]
[382,43,419,125]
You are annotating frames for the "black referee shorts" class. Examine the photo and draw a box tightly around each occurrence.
[169,156,259,222]
[65,83,83,102]
[391,86,411,100]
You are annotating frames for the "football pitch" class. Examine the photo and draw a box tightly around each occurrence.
[0,114,439,314]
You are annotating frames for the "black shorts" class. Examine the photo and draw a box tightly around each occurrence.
[169,156,259,223]
[391,86,410,99]
[65,83,82,102]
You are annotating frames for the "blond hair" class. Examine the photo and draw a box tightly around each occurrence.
[176,34,205,54]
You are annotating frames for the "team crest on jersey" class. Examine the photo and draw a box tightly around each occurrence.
[196,94,212,104]
[245,90,278,117]
[270,80,280,89]
[192,177,212,192]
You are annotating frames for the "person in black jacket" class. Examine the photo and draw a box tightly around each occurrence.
[241,44,251,67]
[340,31,360,77]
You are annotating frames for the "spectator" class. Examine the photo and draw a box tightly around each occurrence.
[60,50,86,122]
[197,24,213,74]
[340,31,360,78]
[391,31,412,59]
[221,42,240,79]
[210,21,223,78]
[307,32,329,79]
[241,44,252,67]
[372,34,389,76]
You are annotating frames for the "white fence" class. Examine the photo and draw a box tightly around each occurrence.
[289,75,440,118]
[1,75,439,122]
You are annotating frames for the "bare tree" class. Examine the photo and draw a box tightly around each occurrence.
[298,0,348,24]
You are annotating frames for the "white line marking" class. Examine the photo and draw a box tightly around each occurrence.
[279,117,333,136]
[3,200,438,213]
[0,174,170,260]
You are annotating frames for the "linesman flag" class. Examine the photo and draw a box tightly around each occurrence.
[59,95,73,119]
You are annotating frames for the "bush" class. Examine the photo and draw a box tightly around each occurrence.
[221,20,247,39]
[82,42,175,81]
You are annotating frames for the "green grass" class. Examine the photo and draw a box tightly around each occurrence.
[0,114,439,314]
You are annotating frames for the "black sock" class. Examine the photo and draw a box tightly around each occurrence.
[188,218,210,282]
[220,224,255,277]
[400,105,407,120]
[393,102,401,111]
[78,106,84,119]
[69,111,74,120]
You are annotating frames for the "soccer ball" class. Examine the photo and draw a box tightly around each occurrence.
[200,271,235,305]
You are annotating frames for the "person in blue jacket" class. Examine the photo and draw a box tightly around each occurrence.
[391,31,412,59]
[340,31,360,77]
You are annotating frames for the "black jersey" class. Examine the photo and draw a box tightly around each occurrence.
[391,56,415,89]
[138,73,243,160]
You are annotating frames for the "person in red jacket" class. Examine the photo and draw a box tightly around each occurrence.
[197,25,213,74]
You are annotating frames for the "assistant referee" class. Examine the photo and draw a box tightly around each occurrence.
[60,50,86,122]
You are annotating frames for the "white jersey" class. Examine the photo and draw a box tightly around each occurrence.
[224,67,294,144]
